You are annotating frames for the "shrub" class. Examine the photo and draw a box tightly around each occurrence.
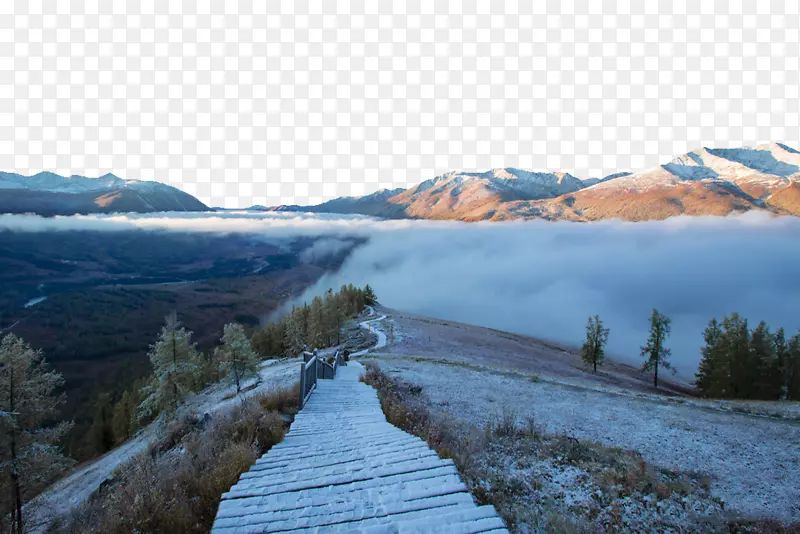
[360,363,725,534]
[256,383,300,414]
[56,385,297,533]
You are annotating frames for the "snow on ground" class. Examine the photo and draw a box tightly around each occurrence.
[24,425,156,534]
[25,358,300,534]
[187,358,299,417]
[212,362,508,532]
[351,305,387,356]
[369,357,800,521]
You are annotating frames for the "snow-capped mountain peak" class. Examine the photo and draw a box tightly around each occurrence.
[590,143,800,194]
[0,171,127,193]
[0,171,210,215]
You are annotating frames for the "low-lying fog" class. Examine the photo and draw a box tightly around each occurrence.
[3,211,799,377]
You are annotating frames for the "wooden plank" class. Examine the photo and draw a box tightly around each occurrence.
[212,362,508,533]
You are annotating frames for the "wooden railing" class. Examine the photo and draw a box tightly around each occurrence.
[298,349,346,408]
[299,351,318,409]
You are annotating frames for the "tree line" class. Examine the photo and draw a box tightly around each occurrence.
[0,283,376,530]
[252,284,376,358]
[97,283,376,455]
[582,310,800,400]
[695,314,800,400]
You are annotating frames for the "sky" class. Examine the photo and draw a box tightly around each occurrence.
[2,1,799,208]
[3,210,799,378]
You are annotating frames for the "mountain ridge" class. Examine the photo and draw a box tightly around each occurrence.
[255,143,800,221]
[0,171,210,215]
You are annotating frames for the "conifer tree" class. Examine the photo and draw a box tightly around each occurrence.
[138,312,201,419]
[283,307,306,356]
[787,333,800,401]
[333,291,345,345]
[695,318,723,397]
[111,390,135,444]
[751,321,780,400]
[722,313,751,398]
[269,321,286,355]
[640,309,673,388]
[216,323,261,393]
[306,296,325,349]
[774,328,790,399]
[322,288,338,346]
[0,334,74,533]
[89,393,115,454]
[255,284,373,358]
[581,315,609,373]
[363,284,377,305]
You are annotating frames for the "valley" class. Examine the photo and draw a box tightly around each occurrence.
[0,229,358,459]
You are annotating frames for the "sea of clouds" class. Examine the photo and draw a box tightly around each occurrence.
[3,210,799,377]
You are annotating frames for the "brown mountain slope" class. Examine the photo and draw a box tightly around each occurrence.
[491,181,764,222]
[263,143,800,222]
[766,182,800,214]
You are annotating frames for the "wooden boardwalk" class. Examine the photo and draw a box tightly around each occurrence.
[212,362,508,533]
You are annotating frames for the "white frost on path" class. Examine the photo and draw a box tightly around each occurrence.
[212,362,508,533]
[351,305,388,357]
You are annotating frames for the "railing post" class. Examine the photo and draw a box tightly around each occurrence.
[299,358,307,409]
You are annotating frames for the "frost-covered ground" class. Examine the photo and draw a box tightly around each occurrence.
[24,358,300,534]
[370,358,800,522]
[364,310,800,523]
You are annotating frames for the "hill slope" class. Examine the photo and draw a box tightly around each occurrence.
[0,171,209,215]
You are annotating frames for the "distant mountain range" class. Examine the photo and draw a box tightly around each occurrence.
[0,171,209,215]
[4,143,799,220]
[260,143,800,221]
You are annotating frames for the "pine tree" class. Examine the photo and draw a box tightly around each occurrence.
[138,312,201,419]
[722,313,751,399]
[695,318,723,397]
[774,328,790,399]
[322,288,338,346]
[88,393,115,454]
[216,323,261,393]
[581,315,609,373]
[333,292,346,345]
[787,333,800,401]
[270,321,286,356]
[111,390,134,444]
[306,296,325,349]
[751,321,780,400]
[283,307,306,357]
[363,284,377,305]
[0,334,74,533]
[640,309,673,388]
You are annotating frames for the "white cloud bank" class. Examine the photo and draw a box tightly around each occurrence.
[2,211,799,377]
